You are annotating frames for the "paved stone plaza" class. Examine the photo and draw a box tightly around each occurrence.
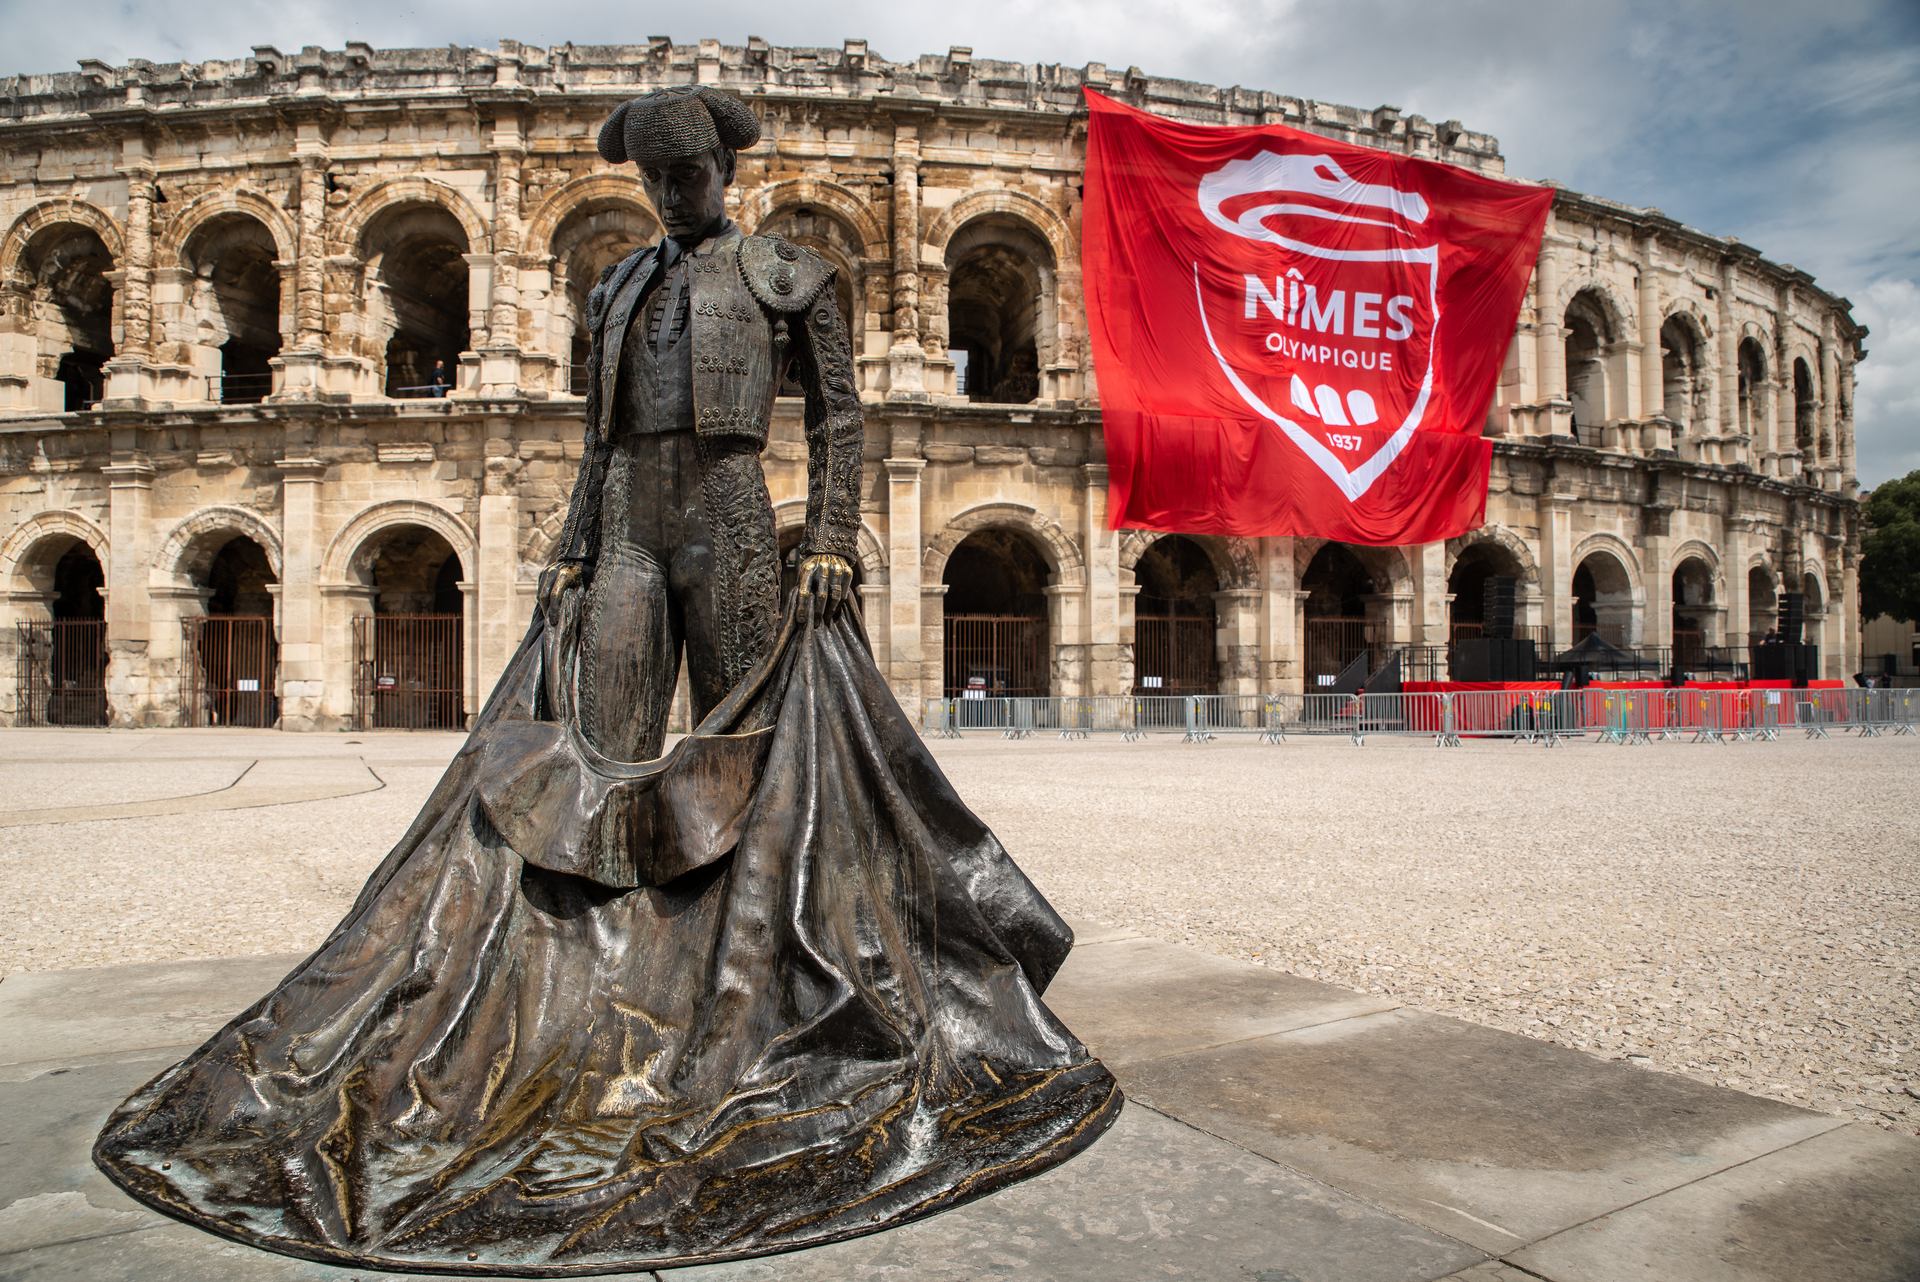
[2,727,1917,1279]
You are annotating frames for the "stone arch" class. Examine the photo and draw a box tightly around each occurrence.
[1569,531,1645,597]
[321,500,477,587]
[0,199,124,281]
[0,510,110,595]
[1444,524,1541,586]
[1117,529,1253,590]
[1660,297,1714,343]
[770,500,889,584]
[156,187,295,269]
[522,174,658,265]
[743,178,888,256]
[1555,275,1635,338]
[1668,539,1722,586]
[1292,537,1414,595]
[923,502,1084,589]
[336,177,490,257]
[925,190,1073,269]
[152,505,284,587]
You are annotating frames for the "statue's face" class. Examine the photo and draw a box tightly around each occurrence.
[641,149,732,241]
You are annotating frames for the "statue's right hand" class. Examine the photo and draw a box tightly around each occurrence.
[538,561,584,626]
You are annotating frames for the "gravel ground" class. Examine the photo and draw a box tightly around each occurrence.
[1,726,1914,1135]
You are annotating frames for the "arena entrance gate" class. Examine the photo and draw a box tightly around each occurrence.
[352,614,464,730]
[13,619,108,726]
[180,616,278,727]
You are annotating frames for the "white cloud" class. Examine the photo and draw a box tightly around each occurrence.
[1854,279,1920,486]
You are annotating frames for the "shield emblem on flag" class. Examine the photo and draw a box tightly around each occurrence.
[1192,149,1440,502]
[1080,89,1554,546]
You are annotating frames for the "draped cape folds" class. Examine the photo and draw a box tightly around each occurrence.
[92,596,1122,1276]
[1082,89,1555,546]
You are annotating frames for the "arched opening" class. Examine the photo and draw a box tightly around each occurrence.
[1793,358,1817,456]
[1447,542,1528,643]
[550,198,657,396]
[943,528,1050,698]
[1736,338,1768,439]
[363,205,470,398]
[18,223,115,411]
[1747,565,1778,647]
[946,216,1052,404]
[181,534,279,727]
[1132,535,1220,695]
[1571,552,1634,647]
[350,525,464,728]
[181,214,282,403]
[1563,290,1613,441]
[1659,315,1704,436]
[1302,543,1385,684]
[1671,557,1715,670]
[12,537,108,725]
[776,526,865,611]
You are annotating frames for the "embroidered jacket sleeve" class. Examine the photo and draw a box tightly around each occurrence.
[551,264,619,567]
[790,280,865,562]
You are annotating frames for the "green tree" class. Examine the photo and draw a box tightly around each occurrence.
[1861,470,1920,624]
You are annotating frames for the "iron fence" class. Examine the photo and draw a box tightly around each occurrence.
[13,620,109,726]
[180,616,277,727]
[352,613,464,730]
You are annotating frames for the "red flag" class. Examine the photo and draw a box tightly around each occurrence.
[1082,89,1554,545]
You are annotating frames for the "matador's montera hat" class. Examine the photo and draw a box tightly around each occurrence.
[596,86,761,167]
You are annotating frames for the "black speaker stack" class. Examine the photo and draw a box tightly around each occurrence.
[1455,578,1535,680]
[1778,592,1805,644]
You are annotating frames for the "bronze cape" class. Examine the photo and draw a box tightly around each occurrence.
[91,589,1122,1274]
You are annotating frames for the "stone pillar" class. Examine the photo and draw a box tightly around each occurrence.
[1839,361,1858,492]
[1259,537,1301,694]
[1214,588,1262,695]
[459,577,479,727]
[920,583,947,705]
[1532,227,1567,434]
[276,130,330,400]
[884,454,925,705]
[1725,526,1752,648]
[1081,464,1122,696]
[1839,549,1861,680]
[477,447,521,695]
[1415,542,1447,648]
[1717,261,1739,443]
[1643,531,1671,653]
[1819,325,1839,473]
[1772,300,1793,466]
[101,455,154,726]
[275,455,327,729]
[1637,240,1667,454]
[1047,582,1089,698]
[886,122,927,398]
[480,110,527,398]
[104,144,156,405]
[1538,492,1575,652]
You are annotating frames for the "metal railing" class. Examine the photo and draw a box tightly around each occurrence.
[208,372,274,404]
[920,688,1920,745]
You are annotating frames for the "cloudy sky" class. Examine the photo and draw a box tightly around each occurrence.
[5,0,1916,484]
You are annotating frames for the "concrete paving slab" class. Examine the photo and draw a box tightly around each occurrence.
[1509,1122,1920,1282]
[0,757,385,828]
[0,952,304,1067]
[1043,934,1399,1068]
[663,1104,1486,1282]
[1119,1007,1846,1254]
[1435,1265,1539,1282]
[0,1049,178,1255]
[1059,915,1142,946]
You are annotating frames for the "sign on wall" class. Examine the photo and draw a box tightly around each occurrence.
[1082,90,1554,546]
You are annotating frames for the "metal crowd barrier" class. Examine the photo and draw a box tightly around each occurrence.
[919,688,1920,745]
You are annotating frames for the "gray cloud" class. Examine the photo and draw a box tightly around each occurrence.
[3,0,1914,481]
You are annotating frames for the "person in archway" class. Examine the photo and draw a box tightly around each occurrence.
[428,358,449,397]
[96,85,1119,1277]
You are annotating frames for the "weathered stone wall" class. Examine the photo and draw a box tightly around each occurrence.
[0,40,1864,728]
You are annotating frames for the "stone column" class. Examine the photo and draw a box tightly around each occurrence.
[101,455,154,725]
[1637,239,1668,454]
[1259,537,1301,694]
[275,455,327,729]
[1416,542,1447,648]
[1214,588,1262,695]
[1772,300,1793,466]
[884,454,925,704]
[1717,261,1739,443]
[1819,324,1839,473]
[1532,227,1567,434]
[476,445,521,695]
[1081,463,1121,696]
[480,110,527,397]
[104,142,156,405]
[920,583,947,705]
[276,127,330,400]
[1538,492,1575,652]
[1642,531,1671,653]
[886,122,927,397]
[1046,582,1089,698]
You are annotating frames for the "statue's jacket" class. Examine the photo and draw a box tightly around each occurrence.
[550,224,864,573]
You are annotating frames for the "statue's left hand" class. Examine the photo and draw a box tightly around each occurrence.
[796,553,854,615]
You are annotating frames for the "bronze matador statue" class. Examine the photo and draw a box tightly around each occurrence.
[94,87,1120,1276]
[540,85,863,760]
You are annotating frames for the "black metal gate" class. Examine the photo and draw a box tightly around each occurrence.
[181,616,277,727]
[944,613,1047,698]
[1304,617,1375,688]
[1133,614,1217,695]
[13,620,108,726]
[352,614,464,730]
